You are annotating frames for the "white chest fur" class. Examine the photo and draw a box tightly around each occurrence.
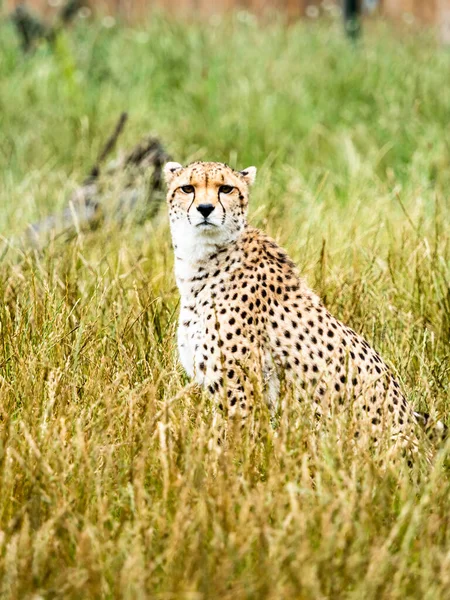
[175,257,210,382]
[177,304,197,379]
[170,217,242,384]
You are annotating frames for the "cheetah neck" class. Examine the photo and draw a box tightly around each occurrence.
[171,221,244,274]
[172,224,245,296]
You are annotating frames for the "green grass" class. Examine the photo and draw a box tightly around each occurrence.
[1,11,450,599]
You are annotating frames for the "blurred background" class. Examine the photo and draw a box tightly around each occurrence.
[4,0,450,40]
[1,0,450,239]
[1,0,450,249]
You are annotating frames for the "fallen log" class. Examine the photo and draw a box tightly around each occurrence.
[3,113,170,255]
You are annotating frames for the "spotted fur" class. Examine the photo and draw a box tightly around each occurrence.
[165,161,443,452]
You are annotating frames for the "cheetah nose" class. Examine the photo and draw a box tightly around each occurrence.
[197,204,215,218]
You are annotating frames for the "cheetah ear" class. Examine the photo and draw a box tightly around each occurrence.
[239,166,257,186]
[164,162,183,184]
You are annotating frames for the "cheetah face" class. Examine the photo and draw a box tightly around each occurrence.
[164,161,256,250]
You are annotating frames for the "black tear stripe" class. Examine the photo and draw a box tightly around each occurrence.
[187,188,196,224]
[217,191,226,224]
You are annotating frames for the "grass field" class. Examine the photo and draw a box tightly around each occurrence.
[1,11,450,599]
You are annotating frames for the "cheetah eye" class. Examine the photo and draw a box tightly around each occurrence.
[219,185,234,194]
[180,185,194,194]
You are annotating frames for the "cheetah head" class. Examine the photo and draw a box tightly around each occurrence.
[164,161,256,254]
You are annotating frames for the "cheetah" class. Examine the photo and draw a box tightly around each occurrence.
[165,160,444,452]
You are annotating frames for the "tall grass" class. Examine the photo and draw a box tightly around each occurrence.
[0,12,449,598]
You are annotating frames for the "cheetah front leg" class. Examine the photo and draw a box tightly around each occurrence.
[191,338,263,439]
